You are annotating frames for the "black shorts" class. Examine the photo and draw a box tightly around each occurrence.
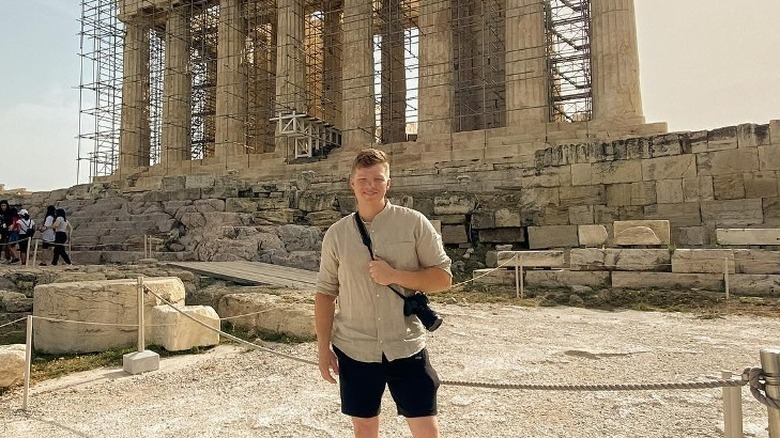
[333,346,439,419]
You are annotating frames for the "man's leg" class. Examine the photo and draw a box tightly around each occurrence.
[406,416,439,438]
[352,416,380,438]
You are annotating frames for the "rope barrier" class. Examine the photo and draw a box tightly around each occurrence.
[0,316,27,329]
[31,315,177,328]
[744,367,780,410]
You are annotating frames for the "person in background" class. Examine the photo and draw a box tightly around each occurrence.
[39,205,56,266]
[5,207,21,264]
[17,209,35,265]
[0,200,10,262]
[50,208,72,266]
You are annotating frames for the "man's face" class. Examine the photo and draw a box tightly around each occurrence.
[0,204,6,212]
[350,163,391,205]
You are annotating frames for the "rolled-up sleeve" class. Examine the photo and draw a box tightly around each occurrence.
[316,227,340,296]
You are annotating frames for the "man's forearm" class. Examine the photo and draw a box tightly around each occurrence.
[315,293,336,349]
[393,267,452,294]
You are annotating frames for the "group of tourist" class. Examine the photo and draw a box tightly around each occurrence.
[0,200,72,266]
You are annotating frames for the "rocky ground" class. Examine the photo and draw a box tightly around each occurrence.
[2,302,779,438]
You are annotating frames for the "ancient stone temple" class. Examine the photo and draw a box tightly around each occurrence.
[96,0,666,185]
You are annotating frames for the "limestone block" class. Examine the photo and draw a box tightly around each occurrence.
[578,225,608,247]
[494,209,521,227]
[758,145,780,171]
[568,206,594,224]
[677,227,709,246]
[432,215,468,225]
[0,291,33,312]
[471,268,515,286]
[736,123,770,148]
[150,305,220,352]
[569,248,670,271]
[713,174,746,200]
[305,210,343,228]
[525,270,610,288]
[700,199,764,227]
[682,176,714,202]
[185,174,217,189]
[256,197,291,210]
[217,293,314,340]
[255,208,297,224]
[744,172,779,198]
[613,220,670,246]
[527,226,579,249]
[559,185,606,207]
[734,249,780,274]
[298,192,336,212]
[433,194,476,215]
[655,179,684,204]
[590,161,642,185]
[225,198,258,213]
[730,274,780,295]
[672,249,735,274]
[485,250,498,268]
[717,229,780,246]
[442,225,469,244]
[497,250,565,267]
[33,277,186,354]
[430,220,442,235]
[612,272,723,291]
[0,344,25,388]
[642,155,696,181]
[161,175,186,191]
[478,228,525,243]
[697,149,760,176]
[123,350,160,375]
[606,182,656,206]
[471,213,495,230]
[765,199,780,227]
[643,203,703,227]
[697,126,738,153]
[520,187,560,207]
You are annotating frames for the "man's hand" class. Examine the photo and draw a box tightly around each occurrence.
[368,257,396,286]
[318,346,339,384]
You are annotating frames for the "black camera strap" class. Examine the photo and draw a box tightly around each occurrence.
[353,213,407,300]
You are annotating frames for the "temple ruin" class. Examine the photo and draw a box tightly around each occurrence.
[78,0,667,185]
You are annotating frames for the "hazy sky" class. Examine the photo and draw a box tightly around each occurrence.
[0,0,778,192]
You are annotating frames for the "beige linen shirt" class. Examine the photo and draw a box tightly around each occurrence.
[316,201,452,362]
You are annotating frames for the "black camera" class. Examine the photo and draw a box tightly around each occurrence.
[403,292,443,332]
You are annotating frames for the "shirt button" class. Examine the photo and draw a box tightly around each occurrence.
[377,317,381,321]
[379,340,383,344]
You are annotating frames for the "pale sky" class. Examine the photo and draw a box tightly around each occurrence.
[0,0,778,192]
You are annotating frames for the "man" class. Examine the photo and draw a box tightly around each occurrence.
[315,148,452,438]
[0,200,10,262]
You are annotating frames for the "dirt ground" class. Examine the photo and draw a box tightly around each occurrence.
[2,300,779,438]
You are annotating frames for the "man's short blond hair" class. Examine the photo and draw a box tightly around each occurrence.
[350,148,390,177]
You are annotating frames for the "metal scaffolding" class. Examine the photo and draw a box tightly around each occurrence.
[545,0,592,123]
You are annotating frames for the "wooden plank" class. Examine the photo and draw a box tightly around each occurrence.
[167,261,318,289]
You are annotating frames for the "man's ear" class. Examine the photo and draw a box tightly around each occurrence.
[386,178,392,190]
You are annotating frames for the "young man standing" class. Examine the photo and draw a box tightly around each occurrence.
[315,148,452,438]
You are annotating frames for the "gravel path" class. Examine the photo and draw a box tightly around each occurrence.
[1,303,778,437]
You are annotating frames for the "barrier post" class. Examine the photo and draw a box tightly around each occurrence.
[31,239,38,267]
[761,349,780,437]
[25,238,30,266]
[514,254,519,299]
[724,257,730,300]
[23,315,32,411]
[721,370,743,438]
[144,235,148,259]
[137,276,145,352]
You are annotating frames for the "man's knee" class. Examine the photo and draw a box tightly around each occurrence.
[351,416,380,438]
[406,415,440,438]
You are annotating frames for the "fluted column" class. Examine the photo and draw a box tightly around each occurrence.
[275,0,307,114]
[417,0,453,138]
[380,0,406,144]
[161,7,192,164]
[119,17,151,172]
[505,0,547,126]
[322,0,343,127]
[341,0,376,147]
[215,0,247,157]
[590,0,644,124]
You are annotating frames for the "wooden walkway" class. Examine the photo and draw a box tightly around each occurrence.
[167,261,318,289]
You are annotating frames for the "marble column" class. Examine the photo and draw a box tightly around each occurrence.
[275,0,307,114]
[322,0,343,127]
[341,0,376,147]
[590,0,645,124]
[119,17,151,173]
[215,0,247,157]
[417,0,453,138]
[161,7,192,164]
[380,0,406,144]
[505,0,548,126]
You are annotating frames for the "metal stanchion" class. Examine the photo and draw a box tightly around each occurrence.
[31,239,38,267]
[514,254,520,299]
[761,349,780,437]
[23,315,33,411]
[724,257,730,300]
[722,370,743,438]
[144,235,148,260]
[137,276,145,352]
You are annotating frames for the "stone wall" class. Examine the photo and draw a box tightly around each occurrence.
[3,122,778,266]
